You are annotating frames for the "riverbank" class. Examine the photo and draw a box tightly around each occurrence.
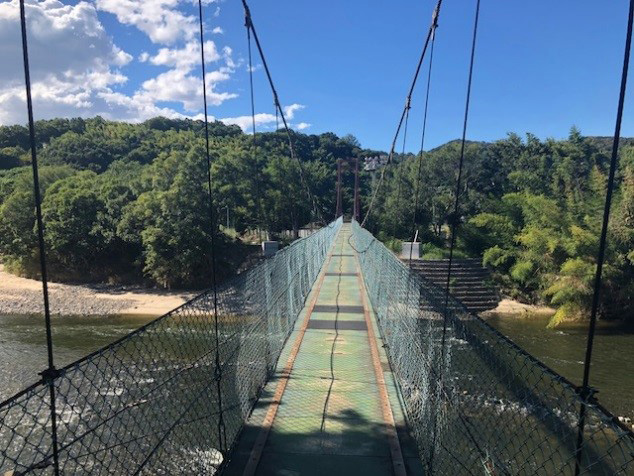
[0,265,194,317]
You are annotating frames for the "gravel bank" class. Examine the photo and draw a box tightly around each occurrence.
[0,266,194,316]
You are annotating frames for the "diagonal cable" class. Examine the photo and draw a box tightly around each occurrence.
[245,20,265,238]
[431,0,481,470]
[409,24,437,265]
[439,0,481,359]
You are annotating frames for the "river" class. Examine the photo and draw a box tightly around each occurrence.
[1,312,632,422]
[486,312,634,421]
[0,313,155,402]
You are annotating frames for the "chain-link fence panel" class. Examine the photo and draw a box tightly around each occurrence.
[0,218,342,475]
[352,220,634,476]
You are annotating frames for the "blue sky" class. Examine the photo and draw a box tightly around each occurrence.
[226,0,633,151]
[1,0,633,151]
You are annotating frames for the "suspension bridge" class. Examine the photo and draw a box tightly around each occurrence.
[1,219,633,475]
[2,0,634,474]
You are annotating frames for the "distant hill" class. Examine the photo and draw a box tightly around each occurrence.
[428,139,488,154]
[427,136,634,156]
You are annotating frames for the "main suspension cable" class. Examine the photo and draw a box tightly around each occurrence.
[196,0,226,452]
[574,0,634,473]
[361,0,443,227]
[241,0,324,225]
[19,1,61,474]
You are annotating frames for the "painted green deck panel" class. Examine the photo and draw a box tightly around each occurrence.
[223,225,423,475]
[309,311,365,321]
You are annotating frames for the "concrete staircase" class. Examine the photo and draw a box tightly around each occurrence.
[407,258,500,313]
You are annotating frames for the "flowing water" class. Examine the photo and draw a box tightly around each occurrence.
[0,313,155,402]
[486,313,634,421]
[1,312,632,423]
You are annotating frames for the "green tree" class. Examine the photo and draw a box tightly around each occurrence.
[41,172,106,275]
[0,166,76,275]
[119,145,218,287]
[0,147,26,169]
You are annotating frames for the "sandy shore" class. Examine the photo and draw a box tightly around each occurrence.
[0,265,195,317]
[481,298,555,317]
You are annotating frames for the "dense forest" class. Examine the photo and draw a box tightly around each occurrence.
[370,129,634,326]
[0,117,632,325]
[0,117,368,287]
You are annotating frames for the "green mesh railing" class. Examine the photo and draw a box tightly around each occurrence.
[352,220,634,475]
[0,218,342,475]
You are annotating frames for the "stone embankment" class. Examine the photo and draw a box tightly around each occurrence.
[407,258,500,313]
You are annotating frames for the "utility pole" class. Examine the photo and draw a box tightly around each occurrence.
[335,159,343,218]
[353,156,360,222]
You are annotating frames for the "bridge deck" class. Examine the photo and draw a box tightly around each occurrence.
[225,224,422,476]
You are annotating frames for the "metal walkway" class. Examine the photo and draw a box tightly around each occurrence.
[224,224,422,475]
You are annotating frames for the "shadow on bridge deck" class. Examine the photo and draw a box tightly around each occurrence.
[223,224,423,476]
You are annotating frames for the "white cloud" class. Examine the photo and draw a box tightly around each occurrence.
[141,70,202,111]
[95,0,222,45]
[284,103,304,119]
[0,0,131,83]
[95,0,197,45]
[0,0,133,124]
[220,113,277,130]
[212,26,223,34]
[247,64,262,73]
[148,40,220,71]
[0,0,237,125]
[96,89,193,121]
[221,105,308,132]
[113,46,133,66]
[0,0,295,128]
[141,68,236,111]
[222,46,237,69]
[138,40,236,113]
[0,69,132,124]
[206,70,231,82]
